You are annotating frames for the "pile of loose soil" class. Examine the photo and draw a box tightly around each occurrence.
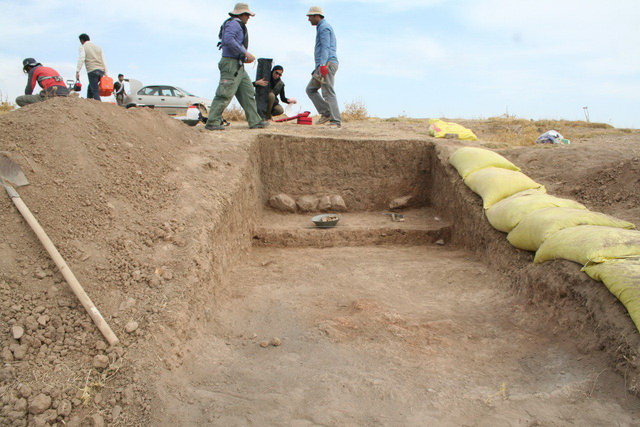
[0,98,206,425]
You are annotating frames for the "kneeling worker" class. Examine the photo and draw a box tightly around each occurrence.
[255,65,297,120]
[16,58,69,107]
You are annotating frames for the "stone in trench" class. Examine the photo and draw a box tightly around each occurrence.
[318,195,332,211]
[93,354,110,370]
[270,337,282,347]
[389,195,413,210]
[29,393,52,415]
[329,195,347,212]
[296,195,319,212]
[269,194,296,213]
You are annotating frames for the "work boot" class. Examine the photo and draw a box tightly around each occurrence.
[327,121,342,128]
[315,115,331,125]
[204,124,226,131]
[249,121,269,129]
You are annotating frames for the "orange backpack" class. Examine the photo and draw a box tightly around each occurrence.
[98,76,114,96]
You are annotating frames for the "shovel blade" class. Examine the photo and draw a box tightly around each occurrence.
[0,154,29,187]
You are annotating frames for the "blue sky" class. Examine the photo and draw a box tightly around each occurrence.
[1,0,638,128]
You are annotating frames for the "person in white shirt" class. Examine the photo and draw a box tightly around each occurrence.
[76,33,107,101]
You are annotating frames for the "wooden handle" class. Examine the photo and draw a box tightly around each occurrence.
[11,196,119,346]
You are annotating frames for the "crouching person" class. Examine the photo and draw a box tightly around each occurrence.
[16,58,69,107]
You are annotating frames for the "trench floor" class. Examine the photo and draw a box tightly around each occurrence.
[154,246,640,425]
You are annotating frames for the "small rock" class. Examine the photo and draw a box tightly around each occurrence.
[270,337,282,347]
[35,270,48,280]
[329,195,347,212]
[1,347,14,362]
[89,413,105,427]
[11,344,28,360]
[389,195,413,210]
[57,399,73,417]
[259,341,269,348]
[125,321,139,334]
[93,354,110,370]
[318,195,332,211]
[29,394,52,415]
[37,315,49,326]
[269,194,296,213]
[12,325,24,340]
[0,366,16,381]
[34,306,46,314]
[112,405,122,421]
[296,195,319,212]
[435,239,445,246]
[13,397,27,412]
[18,383,33,398]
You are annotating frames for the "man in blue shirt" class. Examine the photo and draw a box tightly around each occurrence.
[205,3,267,130]
[306,6,341,128]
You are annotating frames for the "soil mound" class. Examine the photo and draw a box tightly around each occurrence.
[0,98,198,425]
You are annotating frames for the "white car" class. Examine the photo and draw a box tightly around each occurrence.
[124,79,211,117]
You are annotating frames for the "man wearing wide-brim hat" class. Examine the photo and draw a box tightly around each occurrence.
[305,6,341,128]
[205,3,268,130]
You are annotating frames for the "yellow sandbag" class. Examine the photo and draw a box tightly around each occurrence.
[508,207,636,251]
[464,167,545,209]
[449,147,520,179]
[583,257,640,331]
[534,226,640,265]
[485,189,586,232]
[428,119,478,141]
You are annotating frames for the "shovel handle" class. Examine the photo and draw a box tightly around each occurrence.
[10,195,119,346]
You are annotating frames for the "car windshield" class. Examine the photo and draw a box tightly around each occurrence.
[176,87,195,96]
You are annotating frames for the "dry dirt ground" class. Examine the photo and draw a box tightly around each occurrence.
[0,97,639,426]
[153,246,640,426]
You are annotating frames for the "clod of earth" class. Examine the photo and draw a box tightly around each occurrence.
[125,321,139,333]
[11,325,24,340]
[28,394,52,415]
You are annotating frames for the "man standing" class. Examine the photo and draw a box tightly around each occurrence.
[76,34,107,101]
[16,58,69,107]
[306,6,341,128]
[205,3,267,130]
[114,74,127,106]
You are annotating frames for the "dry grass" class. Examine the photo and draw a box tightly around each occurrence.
[465,115,619,146]
[224,102,245,121]
[342,99,369,122]
[0,91,14,114]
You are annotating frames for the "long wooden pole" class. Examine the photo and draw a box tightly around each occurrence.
[4,184,119,345]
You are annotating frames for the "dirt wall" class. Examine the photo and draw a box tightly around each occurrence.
[429,142,640,394]
[258,134,432,211]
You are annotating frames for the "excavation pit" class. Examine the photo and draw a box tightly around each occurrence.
[151,134,640,424]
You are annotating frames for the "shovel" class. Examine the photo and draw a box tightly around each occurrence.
[1,153,119,345]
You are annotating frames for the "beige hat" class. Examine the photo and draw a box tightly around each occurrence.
[306,6,325,16]
[229,3,255,16]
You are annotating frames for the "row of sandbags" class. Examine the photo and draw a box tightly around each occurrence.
[449,146,640,331]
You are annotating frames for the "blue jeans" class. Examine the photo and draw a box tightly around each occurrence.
[87,70,105,101]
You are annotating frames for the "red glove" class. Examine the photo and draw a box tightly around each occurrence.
[320,65,329,77]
